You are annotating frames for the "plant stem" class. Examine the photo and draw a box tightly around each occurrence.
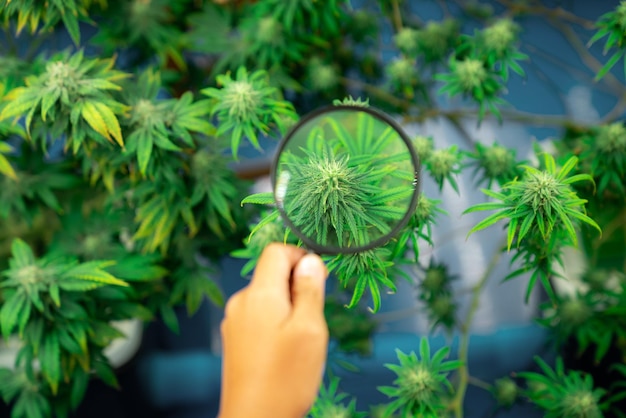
[390,0,404,32]
[448,239,505,418]
[468,376,492,391]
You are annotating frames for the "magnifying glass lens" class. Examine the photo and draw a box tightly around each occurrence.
[273,106,419,254]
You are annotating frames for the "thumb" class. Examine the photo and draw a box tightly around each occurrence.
[290,254,328,319]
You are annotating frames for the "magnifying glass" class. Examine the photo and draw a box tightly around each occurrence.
[271,105,421,255]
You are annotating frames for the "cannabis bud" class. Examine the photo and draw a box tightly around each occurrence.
[454,59,487,91]
[394,28,420,57]
[425,146,462,192]
[493,377,518,407]
[417,19,459,62]
[413,194,438,226]
[482,19,520,57]
[387,57,418,86]
[308,58,339,91]
[468,142,521,187]
[596,122,626,154]
[559,391,603,418]
[429,294,456,330]
[257,16,283,45]
[411,135,434,162]
[378,339,462,416]
[222,80,261,122]
[421,264,448,294]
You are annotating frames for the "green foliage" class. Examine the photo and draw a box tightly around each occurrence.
[0,50,128,154]
[538,268,626,364]
[327,248,396,313]
[580,122,626,195]
[589,1,626,80]
[465,142,524,188]
[519,356,610,418]
[417,260,458,333]
[0,0,87,45]
[423,145,464,193]
[120,69,213,176]
[324,297,377,357]
[308,377,366,418]
[0,238,142,405]
[278,140,414,249]
[394,194,446,262]
[89,0,188,69]
[378,338,463,417]
[201,66,298,159]
[0,1,624,417]
[464,153,601,302]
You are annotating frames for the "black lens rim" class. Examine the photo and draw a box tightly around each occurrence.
[270,104,421,255]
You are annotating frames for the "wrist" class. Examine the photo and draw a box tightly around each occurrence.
[219,406,303,418]
[219,394,306,418]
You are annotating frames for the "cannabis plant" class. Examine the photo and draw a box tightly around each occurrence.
[1,1,626,418]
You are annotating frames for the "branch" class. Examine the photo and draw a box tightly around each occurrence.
[522,43,618,96]
[495,0,596,29]
[390,0,404,32]
[448,238,506,418]
[549,19,626,94]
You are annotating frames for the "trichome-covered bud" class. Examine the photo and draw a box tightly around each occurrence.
[394,27,420,57]
[308,57,339,91]
[482,19,520,56]
[412,135,434,162]
[454,59,487,91]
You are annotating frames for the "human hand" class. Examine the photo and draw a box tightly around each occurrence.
[218,244,329,418]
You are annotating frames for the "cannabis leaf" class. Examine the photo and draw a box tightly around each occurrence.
[250,0,348,35]
[121,69,214,176]
[0,239,128,340]
[580,122,626,195]
[0,140,17,180]
[0,0,85,45]
[277,112,416,249]
[588,1,626,81]
[308,376,366,418]
[465,142,524,188]
[121,160,197,254]
[436,55,506,121]
[89,0,188,69]
[190,147,245,238]
[171,266,225,315]
[378,338,462,417]
[0,50,129,154]
[201,67,298,159]
[519,356,610,418]
[327,248,395,313]
[392,194,446,262]
[465,154,601,251]
[464,153,602,302]
[0,151,79,223]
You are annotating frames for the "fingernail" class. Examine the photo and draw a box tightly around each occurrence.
[293,254,327,283]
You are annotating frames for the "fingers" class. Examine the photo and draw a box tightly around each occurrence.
[290,253,328,321]
[250,243,306,293]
